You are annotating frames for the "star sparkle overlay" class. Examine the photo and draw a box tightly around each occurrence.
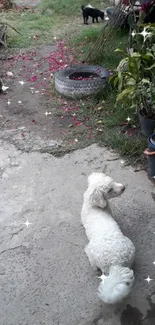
[23,219,32,228]
[131,27,152,43]
[127,117,131,123]
[44,111,51,116]
[98,274,107,281]
[145,276,153,284]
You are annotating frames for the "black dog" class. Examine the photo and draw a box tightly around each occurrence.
[81,5,104,24]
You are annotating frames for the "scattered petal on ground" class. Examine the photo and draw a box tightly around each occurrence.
[4,40,93,145]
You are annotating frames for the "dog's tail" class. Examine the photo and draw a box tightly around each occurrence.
[98,266,134,304]
[81,5,85,10]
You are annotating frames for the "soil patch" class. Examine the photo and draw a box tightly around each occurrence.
[0,40,93,154]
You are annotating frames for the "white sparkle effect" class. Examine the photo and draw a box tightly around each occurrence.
[44,111,51,116]
[131,30,136,38]
[98,274,108,282]
[145,276,153,283]
[120,159,125,165]
[140,27,152,42]
[131,28,152,43]
[7,99,11,105]
[153,261,155,265]
[23,219,32,228]
[127,117,131,122]
[19,80,25,86]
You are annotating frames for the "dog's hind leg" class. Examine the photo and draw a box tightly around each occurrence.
[85,244,98,271]
[85,16,89,24]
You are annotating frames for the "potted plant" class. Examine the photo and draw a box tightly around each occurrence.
[144,133,155,178]
[111,45,155,136]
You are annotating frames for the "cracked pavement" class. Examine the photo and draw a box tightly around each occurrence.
[0,140,155,325]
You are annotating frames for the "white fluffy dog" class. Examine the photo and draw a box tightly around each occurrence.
[81,172,135,304]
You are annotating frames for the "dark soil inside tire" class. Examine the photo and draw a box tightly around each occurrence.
[69,72,100,80]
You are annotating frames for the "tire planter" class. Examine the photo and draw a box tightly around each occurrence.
[139,112,155,137]
[144,134,155,178]
[54,65,110,98]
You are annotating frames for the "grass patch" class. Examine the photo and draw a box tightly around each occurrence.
[71,27,101,45]
[70,27,129,69]
[0,10,65,48]
[69,26,147,164]
[39,0,108,15]
[97,130,146,162]
[0,0,109,49]
[74,91,147,164]
[70,26,102,60]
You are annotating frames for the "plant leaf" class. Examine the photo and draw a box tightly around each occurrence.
[116,87,134,102]
[145,64,155,70]
[141,78,151,84]
[114,48,126,55]
[126,78,136,86]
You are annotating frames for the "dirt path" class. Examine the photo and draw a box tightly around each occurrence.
[0,19,95,155]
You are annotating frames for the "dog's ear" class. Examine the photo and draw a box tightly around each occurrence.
[90,187,107,208]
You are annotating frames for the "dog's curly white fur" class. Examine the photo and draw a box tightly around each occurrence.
[81,172,135,304]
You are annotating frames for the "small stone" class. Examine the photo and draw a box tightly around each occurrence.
[2,85,9,91]
[48,141,59,147]
[7,71,13,77]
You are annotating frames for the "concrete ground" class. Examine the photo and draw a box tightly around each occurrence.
[0,140,155,325]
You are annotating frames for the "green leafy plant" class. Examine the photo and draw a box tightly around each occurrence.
[110,42,155,119]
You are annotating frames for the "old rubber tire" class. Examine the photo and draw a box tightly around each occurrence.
[54,65,110,98]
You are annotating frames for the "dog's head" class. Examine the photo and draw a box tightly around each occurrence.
[88,172,125,208]
[98,266,134,304]
[100,11,104,20]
